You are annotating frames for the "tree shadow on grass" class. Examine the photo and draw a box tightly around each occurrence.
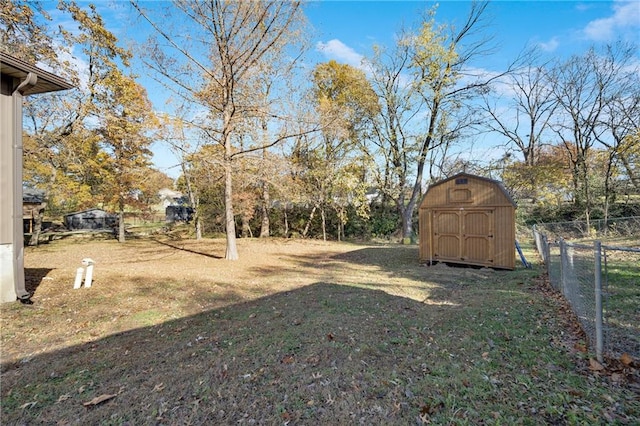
[149,238,223,259]
[247,245,423,280]
[331,245,422,273]
[2,278,627,423]
[1,282,463,425]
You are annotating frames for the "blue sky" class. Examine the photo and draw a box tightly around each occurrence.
[47,1,640,178]
[306,1,639,70]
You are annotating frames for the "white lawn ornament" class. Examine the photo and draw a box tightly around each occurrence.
[74,258,96,289]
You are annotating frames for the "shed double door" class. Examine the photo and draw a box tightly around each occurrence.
[432,209,495,266]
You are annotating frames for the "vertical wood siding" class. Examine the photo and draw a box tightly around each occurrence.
[418,173,516,270]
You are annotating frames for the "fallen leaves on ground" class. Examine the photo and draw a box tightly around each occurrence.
[82,393,117,407]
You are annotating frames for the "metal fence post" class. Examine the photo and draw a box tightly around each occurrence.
[559,238,566,297]
[532,225,537,248]
[542,233,550,277]
[594,240,604,363]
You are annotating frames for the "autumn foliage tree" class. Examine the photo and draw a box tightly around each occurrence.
[306,60,378,240]
[4,2,167,242]
[501,144,572,205]
[98,71,157,242]
[2,0,98,219]
[0,0,56,63]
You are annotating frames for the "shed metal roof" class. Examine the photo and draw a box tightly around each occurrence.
[63,208,113,218]
[23,188,46,204]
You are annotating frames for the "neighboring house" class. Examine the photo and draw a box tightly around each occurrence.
[159,188,193,223]
[23,188,46,234]
[365,187,381,203]
[158,188,187,209]
[64,208,117,231]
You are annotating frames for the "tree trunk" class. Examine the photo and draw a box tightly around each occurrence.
[259,179,270,238]
[400,95,438,244]
[118,206,125,243]
[302,205,317,238]
[283,204,289,237]
[222,91,238,259]
[182,161,201,240]
[195,214,202,240]
[321,207,326,241]
[336,207,344,242]
[224,157,238,260]
[34,167,58,247]
[28,205,44,247]
[401,203,414,244]
[241,212,252,238]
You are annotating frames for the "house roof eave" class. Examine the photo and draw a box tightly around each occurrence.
[1,51,74,95]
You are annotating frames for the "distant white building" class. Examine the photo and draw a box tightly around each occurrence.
[158,188,185,209]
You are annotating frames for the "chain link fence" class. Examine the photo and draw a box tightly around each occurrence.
[533,217,640,362]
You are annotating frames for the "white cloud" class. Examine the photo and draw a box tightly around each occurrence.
[583,1,640,41]
[316,39,365,68]
[537,37,560,53]
[33,41,89,92]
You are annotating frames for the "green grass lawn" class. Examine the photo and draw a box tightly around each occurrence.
[603,248,640,359]
[1,238,638,424]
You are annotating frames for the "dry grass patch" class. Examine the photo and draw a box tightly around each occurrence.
[1,237,638,424]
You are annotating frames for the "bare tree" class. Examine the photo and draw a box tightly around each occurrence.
[160,112,205,239]
[595,43,640,219]
[368,1,511,242]
[481,57,558,201]
[482,60,558,167]
[366,39,428,239]
[243,44,310,238]
[549,41,637,225]
[603,93,640,193]
[132,0,307,259]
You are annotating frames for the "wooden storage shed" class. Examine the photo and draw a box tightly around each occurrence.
[419,173,516,270]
